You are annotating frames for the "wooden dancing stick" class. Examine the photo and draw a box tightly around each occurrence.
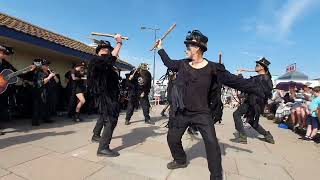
[218,51,222,64]
[91,32,129,40]
[150,23,177,51]
[237,69,256,73]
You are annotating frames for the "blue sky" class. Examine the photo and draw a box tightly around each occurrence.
[1,0,320,79]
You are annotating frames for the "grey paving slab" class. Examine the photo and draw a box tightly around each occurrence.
[0,145,51,169]
[68,143,105,163]
[30,131,90,153]
[225,173,258,180]
[236,158,293,180]
[0,106,319,180]
[85,164,152,180]
[100,151,171,180]
[0,174,25,180]
[0,168,10,178]
[131,140,171,159]
[167,164,210,180]
[8,153,104,180]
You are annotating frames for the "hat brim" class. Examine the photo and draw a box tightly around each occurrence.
[96,45,114,54]
[256,61,268,69]
[0,46,14,55]
[184,40,207,52]
[74,64,85,68]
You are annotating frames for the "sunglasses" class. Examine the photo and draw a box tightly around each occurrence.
[186,44,196,51]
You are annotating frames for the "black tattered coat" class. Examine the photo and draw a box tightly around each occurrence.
[87,56,120,120]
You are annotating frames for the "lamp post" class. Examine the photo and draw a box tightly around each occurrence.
[141,26,160,97]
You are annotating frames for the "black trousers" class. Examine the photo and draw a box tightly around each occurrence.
[167,112,222,180]
[0,94,9,129]
[98,115,118,150]
[93,115,104,136]
[32,93,50,124]
[125,95,150,121]
[233,103,267,136]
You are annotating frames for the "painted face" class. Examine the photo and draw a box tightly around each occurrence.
[255,63,264,72]
[185,44,199,59]
[98,48,110,56]
[0,51,7,59]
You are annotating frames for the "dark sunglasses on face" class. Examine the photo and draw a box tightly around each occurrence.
[186,44,195,51]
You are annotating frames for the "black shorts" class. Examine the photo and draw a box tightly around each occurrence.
[75,85,86,94]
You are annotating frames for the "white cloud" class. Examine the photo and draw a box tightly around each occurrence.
[243,0,318,41]
[278,0,316,36]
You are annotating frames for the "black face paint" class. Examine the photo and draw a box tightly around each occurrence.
[101,54,111,58]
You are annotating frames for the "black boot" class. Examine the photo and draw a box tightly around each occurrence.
[97,147,120,157]
[145,119,154,125]
[73,112,81,122]
[264,131,275,144]
[32,121,40,126]
[167,161,188,169]
[44,119,54,123]
[125,119,131,125]
[91,134,101,143]
[230,132,247,144]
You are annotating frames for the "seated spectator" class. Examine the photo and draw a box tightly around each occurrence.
[268,89,286,116]
[302,86,320,141]
[290,86,311,130]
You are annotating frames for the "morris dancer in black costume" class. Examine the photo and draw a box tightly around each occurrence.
[88,35,123,157]
[160,69,176,117]
[155,30,264,180]
[231,58,275,144]
[125,63,152,125]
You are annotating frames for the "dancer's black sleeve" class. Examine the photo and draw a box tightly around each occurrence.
[158,49,182,71]
[215,63,264,99]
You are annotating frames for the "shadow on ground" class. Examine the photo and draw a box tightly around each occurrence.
[185,135,253,161]
[0,131,75,149]
[113,126,167,151]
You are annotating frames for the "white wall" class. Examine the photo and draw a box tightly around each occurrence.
[1,36,83,87]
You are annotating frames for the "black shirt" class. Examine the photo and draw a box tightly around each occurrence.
[33,70,48,89]
[158,49,264,114]
[0,59,16,72]
[184,63,212,112]
[248,74,273,101]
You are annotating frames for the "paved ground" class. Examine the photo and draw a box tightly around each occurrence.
[0,106,320,180]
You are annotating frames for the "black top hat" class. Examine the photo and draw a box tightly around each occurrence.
[184,30,208,52]
[41,59,51,65]
[74,61,85,68]
[33,58,50,66]
[0,45,14,55]
[256,57,270,69]
[95,40,114,54]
